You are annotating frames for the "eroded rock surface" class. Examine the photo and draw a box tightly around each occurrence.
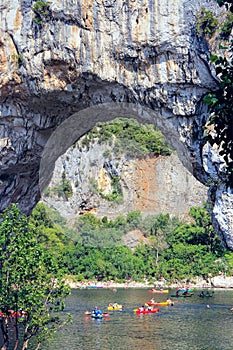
[0,1,232,248]
[43,140,207,221]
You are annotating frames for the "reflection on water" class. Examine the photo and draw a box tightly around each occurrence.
[45,289,233,350]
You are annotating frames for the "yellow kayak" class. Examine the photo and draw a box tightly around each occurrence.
[108,304,124,311]
[145,301,174,307]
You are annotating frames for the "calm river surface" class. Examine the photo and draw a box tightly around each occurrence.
[46,288,233,350]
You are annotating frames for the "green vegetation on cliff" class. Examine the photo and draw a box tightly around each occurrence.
[80,118,172,158]
[196,1,233,184]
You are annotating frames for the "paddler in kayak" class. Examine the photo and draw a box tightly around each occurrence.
[92,307,102,316]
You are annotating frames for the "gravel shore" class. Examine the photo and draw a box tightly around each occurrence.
[67,275,233,290]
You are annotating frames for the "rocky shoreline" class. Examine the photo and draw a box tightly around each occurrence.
[67,275,233,290]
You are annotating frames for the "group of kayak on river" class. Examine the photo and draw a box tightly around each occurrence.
[88,286,233,317]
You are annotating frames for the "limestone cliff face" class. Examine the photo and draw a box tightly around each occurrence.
[43,139,207,222]
[0,1,232,249]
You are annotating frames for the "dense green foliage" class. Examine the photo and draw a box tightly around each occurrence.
[80,118,171,158]
[0,204,70,350]
[28,203,233,284]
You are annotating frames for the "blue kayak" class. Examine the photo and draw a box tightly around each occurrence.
[91,312,103,319]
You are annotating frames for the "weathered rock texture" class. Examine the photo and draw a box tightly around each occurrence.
[43,139,207,221]
[0,1,232,248]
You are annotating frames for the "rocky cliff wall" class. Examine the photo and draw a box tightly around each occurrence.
[43,140,207,221]
[0,0,232,249]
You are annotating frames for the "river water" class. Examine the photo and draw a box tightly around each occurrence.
[46,288,233,350]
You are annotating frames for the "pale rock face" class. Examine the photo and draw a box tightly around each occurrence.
[43,140,207,222]
[0,0,232,249]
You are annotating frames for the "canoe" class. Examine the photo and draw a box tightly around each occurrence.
[134,308,160,314]
[148,289,169,293]
[108,304,124,311]
[145,301,174,306]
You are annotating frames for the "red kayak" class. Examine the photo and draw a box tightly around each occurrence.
[135,308,159,314]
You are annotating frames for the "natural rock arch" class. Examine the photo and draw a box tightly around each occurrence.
[39,101,194,192]
[0,0,232,249]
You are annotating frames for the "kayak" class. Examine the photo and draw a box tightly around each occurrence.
[85,311,109,316]
[91,313,103,319]
[145,301,174,306]
[108,304,124,311]
[134,308,159,314]
[198,292,214,298]
[170,293,193,297]
[148,289,169,293]
[178,288,194,293]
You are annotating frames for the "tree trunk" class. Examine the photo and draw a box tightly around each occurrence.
[155,248,159,266]
[0,319,9,350]
[13,316,19,350]
[22,339,29,350]
[13,340,18,350]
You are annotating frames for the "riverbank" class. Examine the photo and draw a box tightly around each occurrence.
[67,275,233,290]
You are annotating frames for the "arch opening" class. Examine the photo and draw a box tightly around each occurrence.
[41,110,208,227]
[39,102,193,196]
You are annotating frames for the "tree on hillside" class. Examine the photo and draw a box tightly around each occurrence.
[0,204,70,350]
[204,0,233,184]
[189,204,225,254]
[148,214,179,266]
